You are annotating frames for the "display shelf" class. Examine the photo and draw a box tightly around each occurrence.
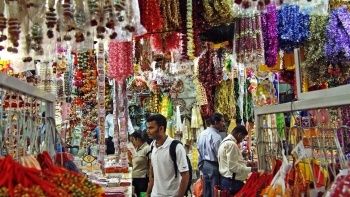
[294,48,350,101]
[0,73,56,117]
[254,89,350,170]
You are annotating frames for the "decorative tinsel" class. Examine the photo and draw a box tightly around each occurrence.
[278,4,310,52]
[160,0,181,31]
[261,4,278,67]
[139,0,163,33]
[303,15,328,83]
[325,6,350,62]
[202,0,234,26]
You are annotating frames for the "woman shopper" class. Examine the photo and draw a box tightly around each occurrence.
[128,130,151,197]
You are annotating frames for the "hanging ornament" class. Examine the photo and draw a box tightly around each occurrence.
[303,14,328,83]
[0,0,6,51]
[234,11,265,65]
[278,4,310,52]
[261,4,278,67]
[7,0,20,53]
[325,6,350,63]
[186,0,194,59]
[108,41,133,81]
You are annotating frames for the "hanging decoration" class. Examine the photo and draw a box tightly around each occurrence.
[202,0,234,26]
[7,0,20,53]
[278,4,310,52]
[108,41,133,81]
[28,0,46,55]
[0,0,6,51]
[97,42,106,164]
[325,6,350,63]
[261,4,278,67]
[303,15,328,83]
[160,0,181,31]
[186,0,194,59]
[234,11,264,65]
[214,80,235,119]
[139,0,163,33]
[46,0,57,39]
[74,0,87,42]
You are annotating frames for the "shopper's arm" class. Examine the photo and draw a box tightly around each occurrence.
[177,171,190,197]
[146,162,154,197]
[227,143,251,177]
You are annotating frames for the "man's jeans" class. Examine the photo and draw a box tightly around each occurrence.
[220,176,244,195]
[201,161,219,197]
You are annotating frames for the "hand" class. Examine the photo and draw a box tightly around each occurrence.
[251,167,258,172]
[127,150,132,162]
[247,161,257,167]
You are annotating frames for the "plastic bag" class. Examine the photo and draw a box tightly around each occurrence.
[193,178,203,197]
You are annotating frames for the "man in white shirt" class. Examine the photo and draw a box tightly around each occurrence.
[218,125,257,195]
[146,114,189,197]
[197,113,225,197]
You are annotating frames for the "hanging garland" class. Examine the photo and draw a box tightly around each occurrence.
[303,15,328,83]
[160,0,181,31]
[278,4,310,52]
[7,0,20,53]
[234,11,264,65]
[261,4,278,67]
[186,0,194,59]
[139,0,163,33]
[325,6,350,63]
[108,41,133,81]
[202,0,234,26]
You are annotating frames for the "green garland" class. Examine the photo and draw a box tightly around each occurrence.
[302,15,329,83]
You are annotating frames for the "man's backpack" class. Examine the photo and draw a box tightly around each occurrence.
[148,140,193,196]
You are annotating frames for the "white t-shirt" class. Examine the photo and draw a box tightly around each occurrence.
[151,137,189,197]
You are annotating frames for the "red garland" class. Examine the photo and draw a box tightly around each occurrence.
[151,33,181,52]
[108,41,133,81]
[139,0,163,33]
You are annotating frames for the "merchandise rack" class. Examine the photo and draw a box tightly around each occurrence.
[0,73,56,117]
[255,89,350,170]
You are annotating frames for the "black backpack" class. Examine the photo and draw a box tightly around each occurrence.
[148,140,193,196]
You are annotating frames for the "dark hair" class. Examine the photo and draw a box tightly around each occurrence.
[147,114,167,128]
[232,125,248,136]
[209,113,224,125]
[130,130,149,143]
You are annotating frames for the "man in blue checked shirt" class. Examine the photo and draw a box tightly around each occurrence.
[197,113,225,197]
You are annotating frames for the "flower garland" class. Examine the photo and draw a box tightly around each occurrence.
[186,0,194,59]
[278,4,310,52]
[325,6,350,62]
[108,41,133,81]
[303,15,328,83]
[234,11,265,65]
[261,4,278,67]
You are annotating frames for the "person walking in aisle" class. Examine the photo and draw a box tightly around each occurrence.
[197,113,225,197]
[128,130,151,197]
[218,125,258,195]
[146,114,190,197]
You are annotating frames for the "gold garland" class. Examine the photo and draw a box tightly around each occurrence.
[214,80,235,119]
[203,0,234,25]
[161,0,181,31]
